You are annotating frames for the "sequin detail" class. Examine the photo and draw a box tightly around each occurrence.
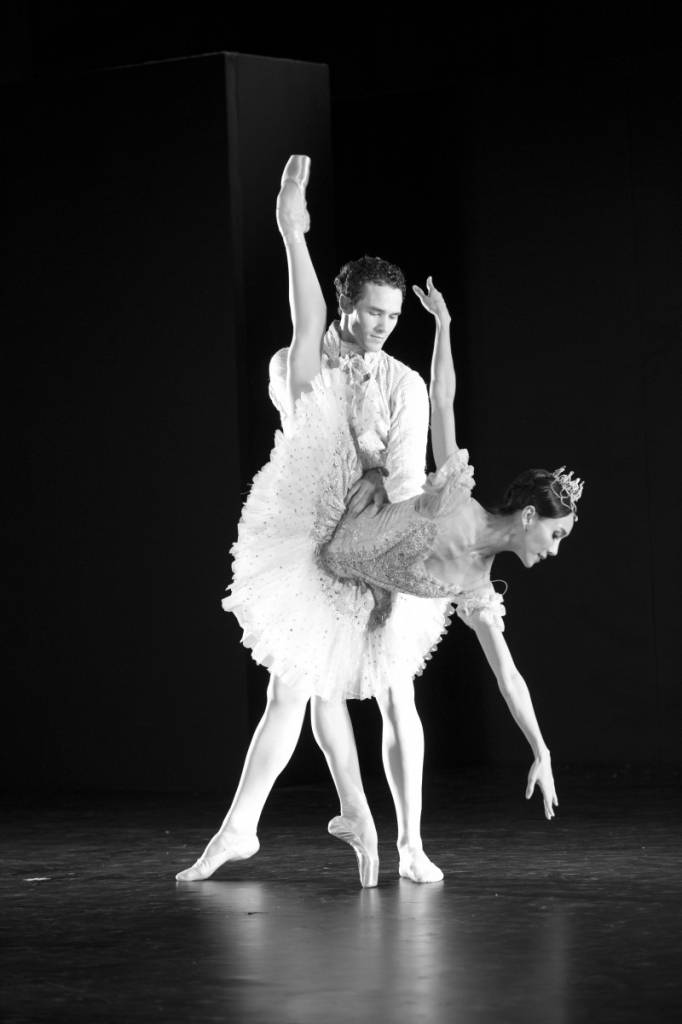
[320,447,506,628]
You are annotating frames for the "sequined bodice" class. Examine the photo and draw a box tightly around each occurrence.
[321,493,474,600]
[322,512,443,597]
[319,448,507,633]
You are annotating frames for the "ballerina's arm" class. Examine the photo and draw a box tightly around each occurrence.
[412,278,457,470]
[469,617,559,821]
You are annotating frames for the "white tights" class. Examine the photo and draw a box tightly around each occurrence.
[220,675,309,835]
[175,676,307,880]
[176,675,442,883]
[312,681,442,882]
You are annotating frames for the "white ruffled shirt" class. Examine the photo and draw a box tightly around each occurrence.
[268,321,430,503]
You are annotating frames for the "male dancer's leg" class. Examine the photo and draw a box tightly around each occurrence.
[176,675,308,880]
[375,680,444,883]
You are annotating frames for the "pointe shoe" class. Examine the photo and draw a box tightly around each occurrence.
[398,849,444,884]
[276,154,311,242]
[328,814,379,888]
[281,154,311,191]
[175,831,260,881]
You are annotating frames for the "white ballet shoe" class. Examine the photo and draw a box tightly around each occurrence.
[276,154,311,243]
[328,814,379,888]
[398,849,444,884]
[175,831,260,881]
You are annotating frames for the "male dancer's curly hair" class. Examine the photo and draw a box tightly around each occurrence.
[334,255,406,313]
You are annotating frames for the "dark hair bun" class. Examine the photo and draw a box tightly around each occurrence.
[498,469,568,519]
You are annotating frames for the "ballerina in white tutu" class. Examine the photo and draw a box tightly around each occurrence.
[176,155,583,887]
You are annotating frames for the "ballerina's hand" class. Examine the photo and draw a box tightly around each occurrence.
[526,754,559,821]
[412,276,450,321]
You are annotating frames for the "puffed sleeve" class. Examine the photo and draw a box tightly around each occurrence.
[414,448,475,518]
[455,585,506,632]
[268,348,290,425]
[384,371,429,502]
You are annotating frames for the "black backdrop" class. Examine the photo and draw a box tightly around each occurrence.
[2,7,680,792]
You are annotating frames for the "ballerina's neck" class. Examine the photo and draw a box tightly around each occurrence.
[423,502,494,589]
[458,501,518,560]
[433,499,494,557]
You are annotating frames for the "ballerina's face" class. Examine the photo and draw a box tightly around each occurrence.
[342,283,403,354]
[520,510,575,567]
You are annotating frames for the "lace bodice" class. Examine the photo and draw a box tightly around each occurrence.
[320,449,506,631]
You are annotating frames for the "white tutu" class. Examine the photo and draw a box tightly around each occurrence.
[223,367,453,700]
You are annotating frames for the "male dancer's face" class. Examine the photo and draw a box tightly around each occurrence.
[342,282,403,354]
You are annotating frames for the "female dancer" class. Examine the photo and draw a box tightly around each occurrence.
[176,157,583,887]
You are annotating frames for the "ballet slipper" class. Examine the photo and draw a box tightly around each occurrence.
[328,814,379,888]
[398,848,444,884]
[276,154,311,243]
[175,831,260,881]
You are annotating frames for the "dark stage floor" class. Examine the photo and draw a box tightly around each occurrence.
[2,768,681,1023]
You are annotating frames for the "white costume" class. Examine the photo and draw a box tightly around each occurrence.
[223,323,504,701]
[268,323,431,503]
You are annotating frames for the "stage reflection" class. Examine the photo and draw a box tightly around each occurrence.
[176,878,570,1021]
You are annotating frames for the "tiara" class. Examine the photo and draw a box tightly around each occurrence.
[550,467,584,518]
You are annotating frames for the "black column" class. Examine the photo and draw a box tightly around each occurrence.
[2,52,334,792]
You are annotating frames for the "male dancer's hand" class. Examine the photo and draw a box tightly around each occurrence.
[346,469,388,518]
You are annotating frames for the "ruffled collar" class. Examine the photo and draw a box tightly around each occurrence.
[323,321,383,373]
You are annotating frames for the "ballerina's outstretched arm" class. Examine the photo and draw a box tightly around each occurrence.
[412,277,457,469]
[470,618,558,820]
[414,277,557,819]
[275,155,327,413]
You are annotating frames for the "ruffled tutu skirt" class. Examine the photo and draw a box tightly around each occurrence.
[223,368,452,700]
